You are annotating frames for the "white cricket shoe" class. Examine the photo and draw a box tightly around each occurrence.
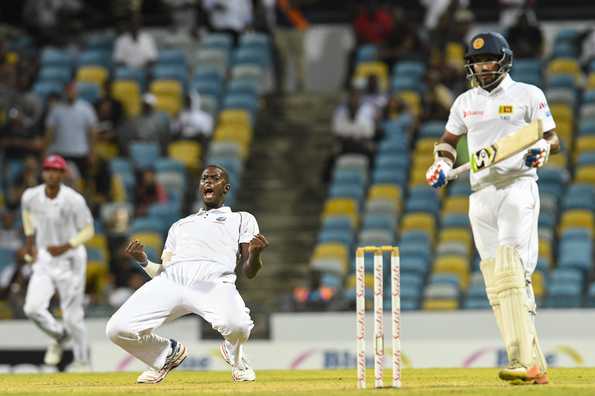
[67,361,93,372]
[220,341,256,382]
[137,340,188,384]
[44,341,64,366]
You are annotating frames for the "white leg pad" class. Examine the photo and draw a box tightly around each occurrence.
[480,259,510,362]
[494,245,535,368]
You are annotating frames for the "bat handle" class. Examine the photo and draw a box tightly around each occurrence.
[447,163,470,180]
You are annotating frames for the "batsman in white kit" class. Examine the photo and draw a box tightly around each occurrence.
[426,32,560,385]
[106,165,269,384]
[21,155,95,370]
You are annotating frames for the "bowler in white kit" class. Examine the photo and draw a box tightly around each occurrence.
[106,165,269,384]
[21,154,95,370]
[426,32,560,384]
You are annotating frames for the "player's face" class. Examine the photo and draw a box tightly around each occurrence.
[199,167,229,207]
[42,168,63,187]
[471,55,499,86]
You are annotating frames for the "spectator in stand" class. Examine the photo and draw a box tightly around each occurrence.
[202,0,253,45]
[324,88,377,182]
[6,156,41,210]
[273,0,311,93]
[45,81,98,182]
[113,14,158,70]
[120,94,171,155]
[359,75,387,112]
[0,106,45,161]
[95,81,125,148]
[133,169,167,217]
[379,7,429,69]
[171,93,214,145]
[506,11,543,59]
[0,210,23,251]
[421,69,453,123]
[378,94,414,141]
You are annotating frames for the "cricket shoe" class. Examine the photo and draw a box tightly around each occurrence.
[44,330,70,366]
[220,341,256,382]
[499,364,549,385]
[137,339,188,384]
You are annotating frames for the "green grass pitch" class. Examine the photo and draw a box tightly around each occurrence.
[1,368,594,395]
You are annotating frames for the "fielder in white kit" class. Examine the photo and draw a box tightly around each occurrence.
[426,32,560,385]
[21,154,95,370]
[106,165,269,384]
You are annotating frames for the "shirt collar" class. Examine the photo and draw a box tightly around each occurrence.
[477,74,513,96]
[197,206,231,216]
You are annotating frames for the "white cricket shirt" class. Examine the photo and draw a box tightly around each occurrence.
[21,184,93,251]
[162,206,259,283]
[446,74,556,191]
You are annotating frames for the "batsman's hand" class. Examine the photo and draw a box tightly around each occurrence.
[426,159,452,189]
[249,234,269,255]
[47,243,72,257]
[524,138,550,168]
[125,239,148,264]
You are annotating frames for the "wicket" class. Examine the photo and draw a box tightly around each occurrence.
[355,246,401,389]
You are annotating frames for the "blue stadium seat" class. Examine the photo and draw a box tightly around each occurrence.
[129,216,168,234]
[155,158,186,175]
[33,80,64,99]
[190,79,223,98]
[545,283,582,308]
[227,78,260,97]
[78,50,112,69]
[587,283,595,308]
[203,33,233,52]
[419,121,446,138]
[577,152,595,166]
[321,215,354,232]
[393,61,426,79]
[147,202,181,228]
[153,64,188,88]
[442,213,470,228]
[41,48,73,68]
[77,82,101,103]
[223,93,258,114]
[158,49,187,67]
[329,184,365,201]
[372,168,407,186]
[356,44,378,64]
[114,66,146,88]
[333,169,366,186]
[512,59,542,75]
[318,229,353,247]
[130,142,161,170]
[38,66,71,85]
[362,213,397,233]
[578,120,595,136]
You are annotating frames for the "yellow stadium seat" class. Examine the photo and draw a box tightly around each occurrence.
[559,209,594,234]
[586,73,595,90]
[575,165,595,184]
[423,299,458,310]
[415,138,436,155]
[312,242,348,266]
[354,62,389,91]
[77,66,108,85]
[368,184,401,202]
[150,80,183,99]
[443,197,468,214]
[95,141,119,160]
[219,109,252,128]
[434,256,470,289]
[214,124,252,147]
[550,104,573,124]
[397,90,421,117]
[85,234,110,262]
[575,136,595,160]
[401,212,435,236]
[131,232,163,255]
[155,95,182,117]
[532,271,545,299]
[322,198,358,225]
[546,58,580,77]
[111,174,127,202]
[168,140,202,171]
[112,80,141,117]
[445,42,464,67]
[440,228,473,251]
[545,151,567,169]
[538,240,552,265]
[412,154,434,169]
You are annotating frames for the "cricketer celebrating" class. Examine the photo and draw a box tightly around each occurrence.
[106,165,269,384]
[426,32,560,385]
[22,155,95,370]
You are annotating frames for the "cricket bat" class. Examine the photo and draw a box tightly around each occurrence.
[448,120,543,180]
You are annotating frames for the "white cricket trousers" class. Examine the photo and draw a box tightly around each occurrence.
[469,178,540,308]
[105,263,254,370]
[23,248,89,363]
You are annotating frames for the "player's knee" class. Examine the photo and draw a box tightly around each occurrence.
[23,301,43,319]
[105,316,135,344]
[215,317,253,342]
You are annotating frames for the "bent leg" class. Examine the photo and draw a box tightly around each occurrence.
[105,276,188,369]
[24,270,64,339]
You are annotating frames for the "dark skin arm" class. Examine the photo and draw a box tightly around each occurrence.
[239,234,269,279]
[543,129,560,154]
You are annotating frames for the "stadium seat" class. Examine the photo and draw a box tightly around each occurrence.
[168,140,202,172]
[111,80,141,117]
[38,66,71,85]
[130,232,163,256]
[130,142,160,170]
[76,65,109,85]
[353,62,389,91]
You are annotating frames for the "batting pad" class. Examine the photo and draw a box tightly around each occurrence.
[480,259,510,360]
[494,246,534,368]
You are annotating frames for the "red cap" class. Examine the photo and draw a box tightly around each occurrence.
[43,155,67,171]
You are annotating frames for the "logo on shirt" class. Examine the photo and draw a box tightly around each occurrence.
[215,216,227,223]
[464,110,484,118]
[498,105,513,114]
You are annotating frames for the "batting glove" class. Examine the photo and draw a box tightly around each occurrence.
[524,138,550,168]
[426,159,452,189]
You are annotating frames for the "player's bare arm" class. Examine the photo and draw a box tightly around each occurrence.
[543,129,560,154]
[125,239,149,264]
[426,130,461,188]
[240,234,269,279]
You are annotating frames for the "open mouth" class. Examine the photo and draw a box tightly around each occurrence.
[203,187,215,199]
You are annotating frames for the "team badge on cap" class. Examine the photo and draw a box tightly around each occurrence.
[472,37,485,49]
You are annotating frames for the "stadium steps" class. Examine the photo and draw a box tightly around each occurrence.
[235,92,337,318]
